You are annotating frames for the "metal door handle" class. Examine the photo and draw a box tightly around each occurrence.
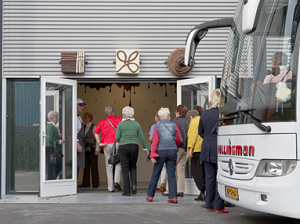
[42,131,49,145]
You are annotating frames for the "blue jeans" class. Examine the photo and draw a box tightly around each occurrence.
[147,149,177,199]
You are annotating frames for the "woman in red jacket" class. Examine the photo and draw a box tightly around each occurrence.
[94,105,122,192]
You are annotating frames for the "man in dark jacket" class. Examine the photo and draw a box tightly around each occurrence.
[163,105,189,197]
[198,89,228,213]
[77,99,86,193]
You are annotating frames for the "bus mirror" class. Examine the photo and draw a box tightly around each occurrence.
[242,0,264,34]
[184,18,233,67]
[184,29,208,67]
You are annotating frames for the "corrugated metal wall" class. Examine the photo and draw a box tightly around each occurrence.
[3,0,238,79]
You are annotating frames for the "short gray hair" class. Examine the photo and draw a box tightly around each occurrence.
[158,107,170,119]
[122,106,134,118]
[105,105,115,115]
[47,110,59,121]
[186,110,199,119]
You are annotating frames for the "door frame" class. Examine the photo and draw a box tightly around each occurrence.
[177,76,216,105]
[177,76,216,195]
[4,78,42,194]
[2,78,6,195]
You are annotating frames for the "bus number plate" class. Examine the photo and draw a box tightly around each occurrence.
[225,186,239,200]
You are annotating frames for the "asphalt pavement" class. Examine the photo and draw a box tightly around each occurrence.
[0,188,299,224]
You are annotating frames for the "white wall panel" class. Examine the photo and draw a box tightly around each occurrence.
[3,0,238,79]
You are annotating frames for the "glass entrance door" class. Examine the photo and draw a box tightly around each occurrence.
[40,77,77,197]
[177,76,216,110]
[177,76,216,195]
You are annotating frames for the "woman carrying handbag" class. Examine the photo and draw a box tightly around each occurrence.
[94,105,122,193]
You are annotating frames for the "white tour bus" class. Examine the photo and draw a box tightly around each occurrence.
[184,0,300,219]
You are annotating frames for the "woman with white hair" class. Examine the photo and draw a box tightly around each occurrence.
[115,106,148,196]
[94,105,122,192]
[146,107,181,203]
[198,89,229,213]
[46,110,66,180]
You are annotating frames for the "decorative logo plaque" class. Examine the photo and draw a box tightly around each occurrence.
[116,50,140,74]
[61,52,85,74]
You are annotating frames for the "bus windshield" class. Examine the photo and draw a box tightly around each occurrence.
[220,0,300,124]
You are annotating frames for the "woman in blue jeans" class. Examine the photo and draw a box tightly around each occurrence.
[146,107,181,203]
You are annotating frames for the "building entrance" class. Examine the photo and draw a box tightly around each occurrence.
[4,78,215,197]
[76,82,177,187]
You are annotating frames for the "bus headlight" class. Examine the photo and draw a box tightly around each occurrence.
[255,160,296,177]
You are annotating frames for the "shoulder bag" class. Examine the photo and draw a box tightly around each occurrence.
[107,118,120,165]
[161,122,176,141]
[49,138,64,164]
[108,141,120,165]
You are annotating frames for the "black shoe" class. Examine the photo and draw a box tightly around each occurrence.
[195,192,205,202]
[77,187,84,193]
[201,204,206,208]
[224,201,235,207]
[114,183,122,191]
[109,190,114,193]
[122,193,131,196]
[161,192,169,196]
[78,184,89,188]
[177,192,184,197]
[194,195,201,201]
[132,185,137,195]
[92,185,98,188]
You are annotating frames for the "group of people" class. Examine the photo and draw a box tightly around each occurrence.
[46,91,231,214]
[76,102,147,196]
[145,89,231,213]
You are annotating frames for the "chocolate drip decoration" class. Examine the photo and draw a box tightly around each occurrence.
[174,56,193,75]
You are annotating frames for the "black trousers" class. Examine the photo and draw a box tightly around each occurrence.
[203,161,224,210]
[191,152,205,192]
[82,147,99,187]
[118,144,139,195]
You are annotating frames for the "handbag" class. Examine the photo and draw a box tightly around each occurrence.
[85,146,92,153]
[106,118,120,164]
[49,139,63,164]
[108,141,120,165]
[49,150,63,164]
[84,142,93,153]
[146,150,151,162]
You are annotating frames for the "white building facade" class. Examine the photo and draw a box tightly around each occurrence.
[1,0,238,197]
